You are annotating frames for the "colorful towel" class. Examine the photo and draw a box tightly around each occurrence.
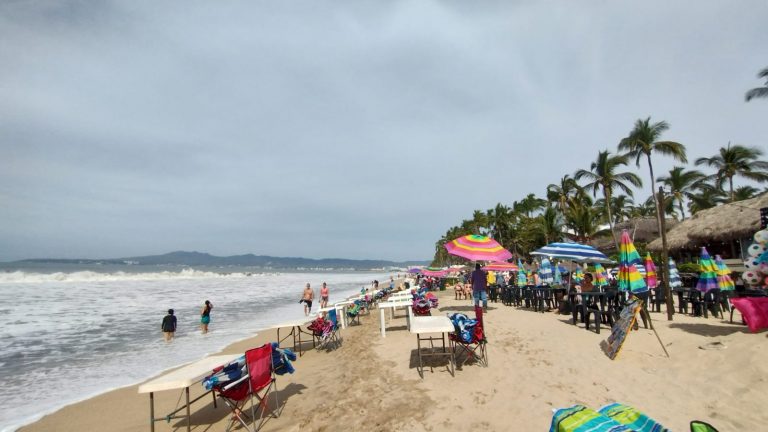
[599,403,669,432]
[550,403,669,432]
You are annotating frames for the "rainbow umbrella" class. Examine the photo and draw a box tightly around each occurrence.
[516,259,528,287]
[421,267,448,277]
[668,258,682,288]
[482,262,518,271]
[444,234,513,262]
[539,258,554,285]
[593,263,608,288]
[618,230,648,293]
[644,253,657,289]
[695,247,719,292]
[714,254,735,291]
[572,267,584,283]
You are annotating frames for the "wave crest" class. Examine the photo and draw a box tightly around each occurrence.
[0,268,277,283]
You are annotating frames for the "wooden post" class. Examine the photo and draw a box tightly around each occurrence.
[658,187,674,321]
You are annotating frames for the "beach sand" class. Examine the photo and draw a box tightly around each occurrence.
[21,287,768,431]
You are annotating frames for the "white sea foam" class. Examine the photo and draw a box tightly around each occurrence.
[0,269,393,432]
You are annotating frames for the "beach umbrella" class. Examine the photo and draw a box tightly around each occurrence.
[444,234,512,262]
[553,262,563,286]
[644,253,658,289]
[420,267,448,277]
[482,262,518,271]
[695,247,719,292]
[572,267,584,283]
[668,258,682,288]
[593,263,608,288]
[531,241,613,264]
[618,230,648,293]
[516,259,528,287]
[446,266,466,274]
[407,267,422,274]
[714,255,735,291]
[538,258,554,285]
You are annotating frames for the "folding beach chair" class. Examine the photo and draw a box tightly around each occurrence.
[449,306,488,368]
[346,301,362,326]
[213,344,278,432]
[309,310,341,350]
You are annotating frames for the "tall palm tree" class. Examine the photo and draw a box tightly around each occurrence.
[575,150,642,250]
[686,179,726,215]
[486,203,513,244]
[563,197,601,243]
[595,195,634,225]
[537,205,562,244]
[733,185,759,201]
[745,67,768,101]
[618,117,687,234]
[513,193,546,218]
[695,143,768,202]
[546,175,579,213]
[656,166,705,220]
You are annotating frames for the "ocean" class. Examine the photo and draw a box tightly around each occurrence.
[0,264,394,432]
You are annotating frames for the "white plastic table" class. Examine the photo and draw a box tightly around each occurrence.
[409,316,455,378]
[138,353,242,432]
[378,300,413,337]
[271,318,313,356]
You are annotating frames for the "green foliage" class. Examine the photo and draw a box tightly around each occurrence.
[677,262,699,273]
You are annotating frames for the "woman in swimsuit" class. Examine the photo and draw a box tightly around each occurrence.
[200,300,213,334]
[320,282,329,308]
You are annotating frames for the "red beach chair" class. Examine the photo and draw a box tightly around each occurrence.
[450,306,488,368]
[215,344,279,432]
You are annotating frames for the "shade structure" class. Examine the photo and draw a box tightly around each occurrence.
[516,259,528,287]
[444,235,512,262]
[618,230,648,293]
[644,253,658,289]
[668,258,682,288]
[714,255,735,291]
[420,267,448,277]
[482,262,518,271]
[531,242,613,263]
[593,263,608,288]
[695,247,719,292]
[538,258,554,285]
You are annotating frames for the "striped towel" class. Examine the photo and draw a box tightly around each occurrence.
[598,403,669,432]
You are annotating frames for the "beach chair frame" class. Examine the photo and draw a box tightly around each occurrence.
[451,306,488,368]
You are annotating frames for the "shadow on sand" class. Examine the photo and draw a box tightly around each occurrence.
[668,322,753,337]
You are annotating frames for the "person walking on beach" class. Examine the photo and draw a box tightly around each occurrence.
[300,283,314,316]
[471,263,489,312]
[200,300,213,334]
[161,309,177,342]
[320,282,330,308]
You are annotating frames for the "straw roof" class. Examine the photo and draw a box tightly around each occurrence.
[647,192,768,251]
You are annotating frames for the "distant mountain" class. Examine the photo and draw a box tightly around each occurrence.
[15,251,428,270]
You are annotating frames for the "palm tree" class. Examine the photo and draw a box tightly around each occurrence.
[745,67,768,101]
[513,193,546,218]
[546,175,579,213]
[733,185,759,201]
[575,150,642,250]
[486,203,513,244]
[563,197,601,242]
[537,205,562,244]
[695,143,768,202]
[618,117,687,234]
[595,195,634,225]
[656,166,705,220]
[686,179,726,215]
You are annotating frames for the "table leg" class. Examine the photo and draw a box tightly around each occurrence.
[149,392,155,432]
[380,308,386,337]
[582,302,587,325]
[417,335,423,378]
[185,387,191,432]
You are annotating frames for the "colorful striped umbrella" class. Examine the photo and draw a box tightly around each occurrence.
[572,267,584,283]
[539,258,554,285]
[593,263,608,288]
[420,267,448,277]
[516,259,528,287]
[644,253,657,289]
[531,241,613,263]
[444,235,512,262]
[696,247,719,292]
[668,258,682,288]
[714,254,735,291]
[618,230,648,293]
[482,262,518,271]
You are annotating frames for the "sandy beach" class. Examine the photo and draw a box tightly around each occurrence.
[21,286,768,431]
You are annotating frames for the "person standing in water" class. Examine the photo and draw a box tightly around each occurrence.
[161,309,177,342]
[300,283,314,316]
[320,282,330,308]
[200,300,213,334]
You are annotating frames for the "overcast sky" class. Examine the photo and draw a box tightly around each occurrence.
[1,1,767,262]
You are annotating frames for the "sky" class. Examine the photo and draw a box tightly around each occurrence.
[1,1,767,262]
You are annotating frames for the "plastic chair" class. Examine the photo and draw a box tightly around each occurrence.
[213,344,279,432]
[701,289,723,319]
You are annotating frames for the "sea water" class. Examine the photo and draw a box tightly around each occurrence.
[0,267,393,431]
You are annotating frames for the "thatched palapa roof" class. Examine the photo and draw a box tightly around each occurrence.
[647,192,768,252]
[590,217,679,251]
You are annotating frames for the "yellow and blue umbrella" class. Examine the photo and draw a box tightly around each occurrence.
[714,254,735,291]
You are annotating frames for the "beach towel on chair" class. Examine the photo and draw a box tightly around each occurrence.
[202,356,246,390]
[599,403,669,432]
[413,298,431,316]
[448,313,479,344]
[270,342,296,375]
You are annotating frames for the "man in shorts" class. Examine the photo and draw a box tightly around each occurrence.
[300,283,314,316]
[161,309,177,342]
[471,263,489,312]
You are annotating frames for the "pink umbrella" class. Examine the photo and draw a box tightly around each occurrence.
[644,253,657,289]
[482,262,519,271]
[420,268,449,277]
[444,235,512,262]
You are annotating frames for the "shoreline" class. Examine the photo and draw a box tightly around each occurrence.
[19,283,768,431]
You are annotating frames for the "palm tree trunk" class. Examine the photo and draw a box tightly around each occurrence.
[647,154,665,245]
[604,187,619,251]
[729,176,734,202]
[678,197,686,220]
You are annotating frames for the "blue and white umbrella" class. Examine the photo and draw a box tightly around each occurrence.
[531,242,613,264]
[538,258,554,285]
[669,258,682,288]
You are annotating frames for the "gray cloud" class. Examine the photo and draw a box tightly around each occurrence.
[1,1,767,261]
